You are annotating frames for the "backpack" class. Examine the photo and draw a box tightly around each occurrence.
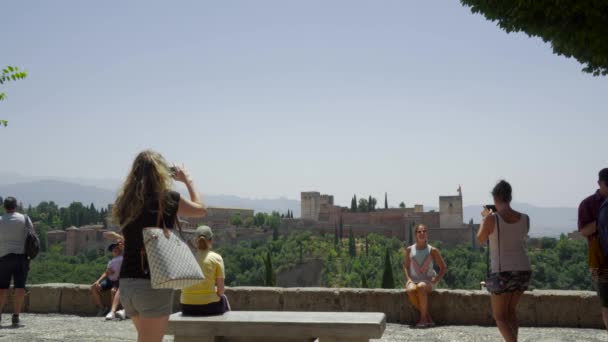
[24,215,40,259]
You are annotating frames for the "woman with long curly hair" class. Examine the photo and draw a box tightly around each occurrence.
[113,150,206,342]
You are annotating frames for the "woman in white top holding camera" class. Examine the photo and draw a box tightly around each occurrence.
[477,180,531,342]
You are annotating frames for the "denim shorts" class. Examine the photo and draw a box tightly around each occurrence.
[120,278,174,317]
[99,278,119,291]
[0,254,28,289]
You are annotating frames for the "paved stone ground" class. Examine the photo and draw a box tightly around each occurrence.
[0,314,605,342]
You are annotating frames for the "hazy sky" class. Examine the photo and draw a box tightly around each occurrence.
[1,1,606,208]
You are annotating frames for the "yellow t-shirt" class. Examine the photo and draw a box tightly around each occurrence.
[180,250,225,305]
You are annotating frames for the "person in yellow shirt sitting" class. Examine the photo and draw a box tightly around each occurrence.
[180,225,230,316]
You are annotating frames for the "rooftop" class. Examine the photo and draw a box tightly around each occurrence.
[0,314,604,342]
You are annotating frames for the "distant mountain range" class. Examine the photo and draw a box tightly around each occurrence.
[463,204,578,238]
[0,177,301,217]
[0,173,577,237]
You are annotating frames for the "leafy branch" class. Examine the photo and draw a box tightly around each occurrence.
[1,65,28,127]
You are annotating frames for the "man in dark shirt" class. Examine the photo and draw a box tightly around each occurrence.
[579,168,608,331]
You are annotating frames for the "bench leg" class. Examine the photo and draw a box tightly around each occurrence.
[174,335,220,342]
[316,338,368,342]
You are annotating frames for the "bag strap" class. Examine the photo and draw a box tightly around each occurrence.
[24,214,36,236]
[156,199,171,239]
[173,215,197,250]
[486,213,501,276]
[496,214,501,272]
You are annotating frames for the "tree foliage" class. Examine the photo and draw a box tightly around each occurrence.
[460,0,608,76]
[264,250,275,286]
[0,200,108,229]
[381,248,395,289]
[348,228,356,257]
[0,65,27,127]
[31,224,592,292]
[230,213,242,227]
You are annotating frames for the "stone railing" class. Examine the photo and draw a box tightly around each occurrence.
[3,284,603,329]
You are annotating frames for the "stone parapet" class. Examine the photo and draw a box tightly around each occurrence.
[8,285,603,328]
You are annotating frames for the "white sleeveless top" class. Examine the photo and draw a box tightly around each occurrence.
[409,244,437,282]
[489,213,531,273]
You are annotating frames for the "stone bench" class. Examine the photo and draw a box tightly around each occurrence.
[166,311,386,342]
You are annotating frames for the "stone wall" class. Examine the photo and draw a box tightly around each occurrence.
[7,285,603,329]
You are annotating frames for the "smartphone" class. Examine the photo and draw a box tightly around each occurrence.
[484,204,497,212]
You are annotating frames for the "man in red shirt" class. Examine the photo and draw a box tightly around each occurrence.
[579,168,608,330]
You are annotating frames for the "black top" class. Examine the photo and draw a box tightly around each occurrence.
[119,190,181,279]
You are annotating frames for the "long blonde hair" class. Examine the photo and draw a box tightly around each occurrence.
[112,150,173,227]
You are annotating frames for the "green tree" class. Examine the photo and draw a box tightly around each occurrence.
[272,224,279,241]
[0,66,27,127]
[365,235,369,256]
[384,192,388,209]
[267,214,281,241]
[408,222,414,245]
[264,251,275,286]
[351,195,357,212]
[230,213,242,227]
[381,248,395,289]
[348,228,356,257]
[334,223,339,246]
[254,212,267,226]
[243,216,255,227]
[358,198,369,212]
[399,202,406,209]
[460,1,608,76]
[361,273,368,288]
[298,240,303,264]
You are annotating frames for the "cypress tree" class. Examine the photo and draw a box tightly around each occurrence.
[408,222,414,245]
[334,223,339,246]
[368,195,372,212]
[264,251,275,286]
[348,228,356,257]
[361,273,368,288]
[272,224,279,241]
[381,248,395,289]
[351,195,357,212]
[384,192,388,209]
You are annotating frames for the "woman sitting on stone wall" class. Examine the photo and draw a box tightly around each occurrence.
[180,225,230,316]
[404,224,447,328]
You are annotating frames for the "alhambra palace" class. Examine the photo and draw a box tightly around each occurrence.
[46,190,476,256]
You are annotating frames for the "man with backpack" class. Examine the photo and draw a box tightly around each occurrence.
[579,168,608,331]
[0,196,35,327]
